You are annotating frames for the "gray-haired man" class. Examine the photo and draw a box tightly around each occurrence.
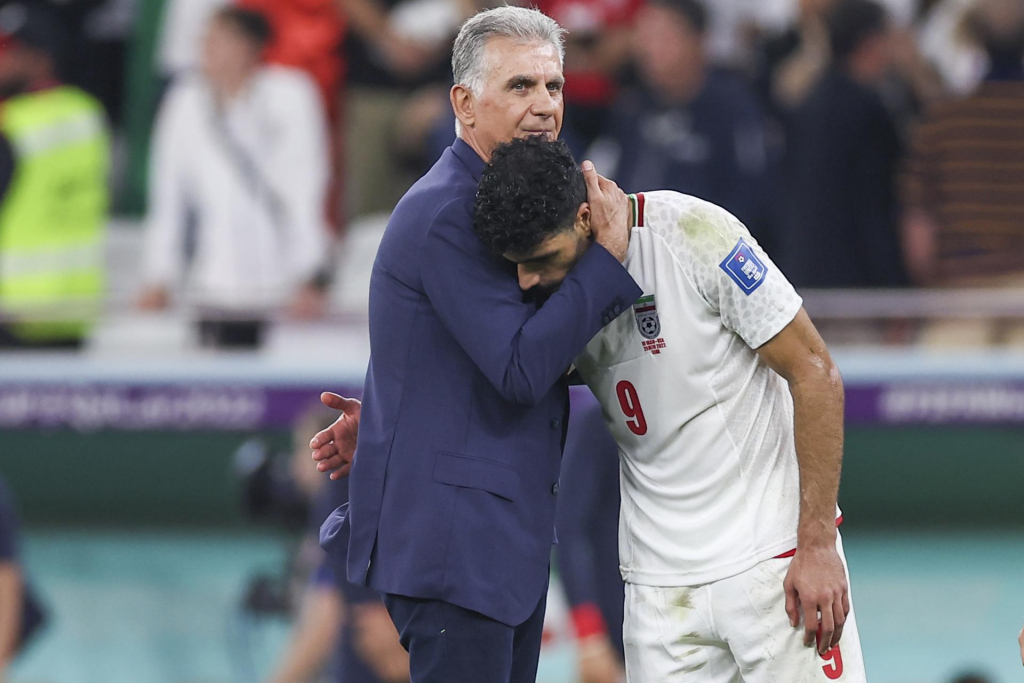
[313,6,640,682]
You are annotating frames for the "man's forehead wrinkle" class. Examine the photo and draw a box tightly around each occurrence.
[482,38,563,81]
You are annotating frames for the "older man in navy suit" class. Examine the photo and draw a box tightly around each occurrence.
[314,7,641,682]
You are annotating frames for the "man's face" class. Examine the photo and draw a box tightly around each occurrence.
[857,28,895,82]
[202,18,261,89]
[469,37,565,154]
[505,212,590,293]
[633,6,704,98]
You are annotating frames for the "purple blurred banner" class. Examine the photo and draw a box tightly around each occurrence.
[845,382,1024,425]
[0,383,363,432]
[2,381,1024,431]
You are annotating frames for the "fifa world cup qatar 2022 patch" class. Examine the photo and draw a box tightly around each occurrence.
[720,238,767,295]
[633,294,667,355]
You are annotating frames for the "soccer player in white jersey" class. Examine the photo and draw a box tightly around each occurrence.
[471,135,867,682]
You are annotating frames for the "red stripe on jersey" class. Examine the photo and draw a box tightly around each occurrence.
[773,516,845,559]
[636,193,645,227]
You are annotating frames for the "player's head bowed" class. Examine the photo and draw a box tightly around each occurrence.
[473,136,591,292]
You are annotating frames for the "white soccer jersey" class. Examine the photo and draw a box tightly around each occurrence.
[574,190,836,587]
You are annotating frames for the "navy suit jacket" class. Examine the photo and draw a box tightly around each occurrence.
[321,139,640,626]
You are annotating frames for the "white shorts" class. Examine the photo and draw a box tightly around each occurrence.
[623,533,866,683]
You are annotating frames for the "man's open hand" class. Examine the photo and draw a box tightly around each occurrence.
[783,542,850,655]
[310,392,361,480]
[582,160,629,262]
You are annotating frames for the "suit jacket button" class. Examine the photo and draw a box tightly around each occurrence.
[551,482,559,495]
[613,303,622,315]
[550,418,561,429]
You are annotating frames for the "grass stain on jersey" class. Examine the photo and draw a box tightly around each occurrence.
[668,588,694,610]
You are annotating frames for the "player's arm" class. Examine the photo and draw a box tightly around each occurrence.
[755,309,849,655]
[663,194,848,656]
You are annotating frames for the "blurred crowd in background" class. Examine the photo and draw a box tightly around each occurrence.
[0,1,1024,682]
[0,0,1022,350]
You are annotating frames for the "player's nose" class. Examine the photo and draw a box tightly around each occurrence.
[517,266,540,291]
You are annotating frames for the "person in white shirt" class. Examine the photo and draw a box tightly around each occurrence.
[138,7,330,348]
[470,135,866,682]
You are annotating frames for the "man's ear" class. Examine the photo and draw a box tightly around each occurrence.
[451,84,475,130]
[576,202,592,237]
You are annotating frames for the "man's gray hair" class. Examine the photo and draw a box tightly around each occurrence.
[452,6,565,135]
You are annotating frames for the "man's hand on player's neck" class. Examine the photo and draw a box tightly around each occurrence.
[582,160,630,262]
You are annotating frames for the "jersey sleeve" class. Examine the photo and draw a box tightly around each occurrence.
[651,192,803,349]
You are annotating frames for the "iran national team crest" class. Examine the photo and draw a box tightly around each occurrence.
[633,294,667,354]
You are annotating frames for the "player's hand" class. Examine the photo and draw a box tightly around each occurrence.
[1017,623,1023,665]
[353,603,410,683]
[310,392,361,480]
[578,636,625,683]
[582,160,630,262]
[783,542,849,655]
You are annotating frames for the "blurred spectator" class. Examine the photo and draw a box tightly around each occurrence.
[917,0,987,95]
[281,564,409,683]
[138,7,331,349]
[0,2,110,350]
[262,407,407,683]
[239,0,345,114]
[756,0,836,118]
[340,0,474,217]
[534,0,643,151]
[782,0,908,288]
[0,476,47,679]
[157,0,231,80]
[592,0,772,234]
[35,0,136,128]
[704,0,795,69]
[756,0,942,133]
[238,0,346,229]
[391,83,455,172]
[555,396,625,683]
[903,0,1024,288]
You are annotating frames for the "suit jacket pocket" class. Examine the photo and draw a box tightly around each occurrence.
[432,452,520,502]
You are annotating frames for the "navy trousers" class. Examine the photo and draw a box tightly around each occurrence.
[382,586,548,683]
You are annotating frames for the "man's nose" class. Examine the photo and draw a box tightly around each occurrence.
[531,89,557,117]
[518,266,540,291]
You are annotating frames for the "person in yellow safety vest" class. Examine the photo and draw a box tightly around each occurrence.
[0,2,109,350]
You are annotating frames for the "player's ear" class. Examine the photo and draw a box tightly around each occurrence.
[576,202,591,237]
[451,84,475,130]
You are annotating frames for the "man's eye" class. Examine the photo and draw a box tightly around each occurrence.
[513,83,526,91]
[548,83,562,92]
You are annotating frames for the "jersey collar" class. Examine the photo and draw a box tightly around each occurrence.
[628,193,646,228]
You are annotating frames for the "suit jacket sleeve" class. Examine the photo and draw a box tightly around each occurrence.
[421,200,641,406]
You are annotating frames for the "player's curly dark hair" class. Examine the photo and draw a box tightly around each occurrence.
[473,136,586,256]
